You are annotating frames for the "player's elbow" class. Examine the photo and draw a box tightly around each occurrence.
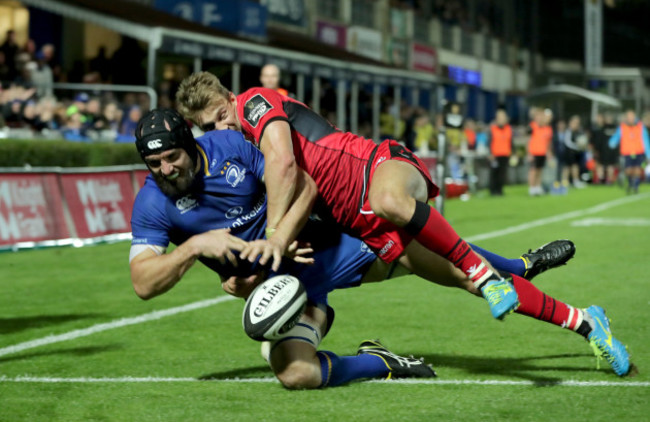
[132,279,155,300]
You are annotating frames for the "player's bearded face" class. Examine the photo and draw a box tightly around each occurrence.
[146,149,197,197]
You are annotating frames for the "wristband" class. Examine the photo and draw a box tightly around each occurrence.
[265,227,276,239]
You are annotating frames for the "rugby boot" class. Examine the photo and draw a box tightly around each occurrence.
[480,276,519,320]
[585,305,631,377]
[522,240,576,280]
[357,340,437,379]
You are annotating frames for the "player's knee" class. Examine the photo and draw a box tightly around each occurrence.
[275,360,321,390]
[368,189,411,225]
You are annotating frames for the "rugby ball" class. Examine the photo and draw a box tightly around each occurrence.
[242,275,307,341]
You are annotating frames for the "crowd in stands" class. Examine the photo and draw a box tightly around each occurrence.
[0,29,149,142]
[2,28,648,195]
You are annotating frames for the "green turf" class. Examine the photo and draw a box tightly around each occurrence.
[1,185,649,421]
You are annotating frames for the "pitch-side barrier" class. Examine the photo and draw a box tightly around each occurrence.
[0,165,148,252]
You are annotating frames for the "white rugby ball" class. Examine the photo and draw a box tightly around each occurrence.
[242,275,307,341]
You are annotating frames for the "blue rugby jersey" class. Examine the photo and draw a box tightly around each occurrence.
[130,129,377,303]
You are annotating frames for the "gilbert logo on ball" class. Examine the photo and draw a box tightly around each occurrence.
[243,275,307,341]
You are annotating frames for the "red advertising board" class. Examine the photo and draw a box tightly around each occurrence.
[134,170,150,191]
[0,174,69,245]
[411,42,437,74]
[59,172,135,238]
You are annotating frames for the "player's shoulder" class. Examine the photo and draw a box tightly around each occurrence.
[198,129,246,149]
[238,88,285,131]
[133,176,170,216]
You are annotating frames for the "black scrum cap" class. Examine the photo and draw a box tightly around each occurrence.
[135,109,198,164]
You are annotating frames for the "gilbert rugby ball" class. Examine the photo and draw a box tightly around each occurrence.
[242,275,307,341]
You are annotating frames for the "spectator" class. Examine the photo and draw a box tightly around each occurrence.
[0,30,19,81]
[110,36,146,85]
[608,109,650,194]
[40,44,62,82]
[590,113,618,185]
[20,99,38,130]
[89,46,110,82]
[464,118,477,150]
[527,108,553,196]
[34,97,59,131]
[487,109,513,196]
[259,63,289,96]
[82,97,103,136]
[562,115,587,189]
[116,105,142,142]
[88,100,120,141]
[413,109,435,154]
[0,51,10,83]
[66,92,89,122]
[29,50,54,98]
[4,99,23,127]
[61,108,90,142]
[549,119,567,194]
[444,102,465,179]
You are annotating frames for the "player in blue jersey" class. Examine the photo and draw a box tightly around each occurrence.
[129,110,632,389]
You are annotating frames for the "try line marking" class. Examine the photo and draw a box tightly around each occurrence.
[0,296,236,358]
[465,192,650,243]
[0,376,648,387]
[1,192,648,359]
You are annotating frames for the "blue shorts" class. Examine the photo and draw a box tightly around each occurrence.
[624,155,645,168]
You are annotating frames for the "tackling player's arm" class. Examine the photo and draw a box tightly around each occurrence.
[259,119,298,232]
[130,229,249,300]
[240,166,317,271]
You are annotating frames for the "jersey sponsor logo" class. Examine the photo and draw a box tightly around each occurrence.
[243,94,273,128]
[176,195,198,214]
[378,240,395,257]
[225,206,243,219]
[147,139,163,149]
[230,196,265,229]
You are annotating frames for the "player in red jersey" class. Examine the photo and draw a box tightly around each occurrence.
[176,73,589,325]
[174,74,635,377]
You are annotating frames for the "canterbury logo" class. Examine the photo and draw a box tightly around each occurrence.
[466,264,477,274]
[147,139,162,149]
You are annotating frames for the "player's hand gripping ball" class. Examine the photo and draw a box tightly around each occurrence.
[242,275,307,341]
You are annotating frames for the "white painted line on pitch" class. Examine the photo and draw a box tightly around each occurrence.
[3,193,648,360]
[0,295,236,358]
[571,217,650,227]
[465,193,650,243]
[0,376,648,387]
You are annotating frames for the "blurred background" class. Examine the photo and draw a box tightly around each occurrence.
[0,0,649,242]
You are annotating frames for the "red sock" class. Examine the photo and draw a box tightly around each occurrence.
[510,274,584,331]
[404,201,493,286]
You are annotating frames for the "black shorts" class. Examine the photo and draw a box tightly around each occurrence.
[563,149,583,166]
[598,147,618,166]
[532,155,546,169]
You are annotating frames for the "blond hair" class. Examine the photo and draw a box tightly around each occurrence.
[176,71,231,123]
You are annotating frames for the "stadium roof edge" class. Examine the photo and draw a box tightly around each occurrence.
[527,84,622,108]
[20,0,446,86]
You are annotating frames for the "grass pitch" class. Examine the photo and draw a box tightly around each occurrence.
[1,185,649,421]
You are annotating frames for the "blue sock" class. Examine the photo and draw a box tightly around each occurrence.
[316,351,388,387]
[469,243,526,277]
